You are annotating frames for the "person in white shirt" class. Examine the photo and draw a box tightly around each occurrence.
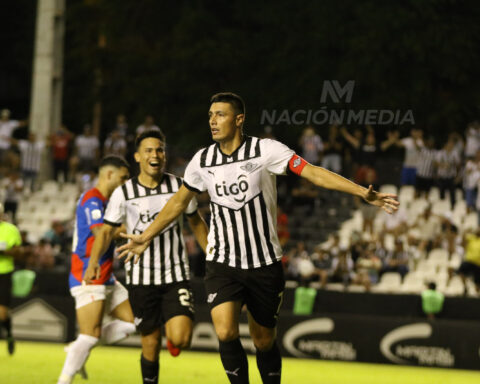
[395,128,424,186]
[464,150,480,212]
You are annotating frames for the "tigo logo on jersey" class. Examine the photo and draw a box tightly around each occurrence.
[215,174,249,203]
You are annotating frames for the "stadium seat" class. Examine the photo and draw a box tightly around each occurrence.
[427,248,449,269]
[379,184,397,195]
[432,199,451,215]
[398,185,415,205]
[463,212,478,231]
[427,187,441,203]
[449,253,462,269]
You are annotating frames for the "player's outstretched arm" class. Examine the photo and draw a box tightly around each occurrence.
[187,211,209,254]
[300,163,399,214]
[118,185,196,263]
[84,224,116,284]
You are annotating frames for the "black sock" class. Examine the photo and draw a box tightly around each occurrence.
[256,342,282,384]
[219,338,249,384]
[140,354,159,384]
[1,318,12,338]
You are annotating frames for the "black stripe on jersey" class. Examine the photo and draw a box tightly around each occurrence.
[243,136,252,160]
[211,146,218,165]
[259,194,276,261]
[121,184,129,200]
[200,148,208,168]
[159,233,166,284]
[210,203,220,261]
[149,239,155,285]
[176,225,187,280]
[239,208,254,268]
[227,209,242,267]
[167,228,175,282]
[217,206,230,262]
[175,177,182,189]
[127,259,133,285]
[248,200,266,265]
[165,176,172,193]
[132,181,140,198]
[253,137,261,158]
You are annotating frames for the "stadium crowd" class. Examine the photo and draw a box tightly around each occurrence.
[1,107,480,295]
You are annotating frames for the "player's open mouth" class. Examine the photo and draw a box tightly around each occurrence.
[211,129,219,134]
[149,161,160,168]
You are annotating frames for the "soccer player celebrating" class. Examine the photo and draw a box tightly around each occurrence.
[87,130,208,384]
[118,93,399,384]
[58,155,133,384]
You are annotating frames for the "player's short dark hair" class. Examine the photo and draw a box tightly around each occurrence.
[99,155,129,170]
[428,282,437,290]
[210,92,245,116]
[135,129,166,150]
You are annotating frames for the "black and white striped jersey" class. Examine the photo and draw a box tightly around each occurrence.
[104,173,198,286]
[183,136,295,269]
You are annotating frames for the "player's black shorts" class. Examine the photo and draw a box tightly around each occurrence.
[204,261,285,328]
[458,261,480,284]
[127,281,194,334]
[0,273,12,307]
[416,176,433,192]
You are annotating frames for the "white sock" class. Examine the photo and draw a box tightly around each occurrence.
[100,320,136,345]
[57,334,98,384]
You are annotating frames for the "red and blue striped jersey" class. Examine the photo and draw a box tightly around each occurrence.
[69,187,115,288]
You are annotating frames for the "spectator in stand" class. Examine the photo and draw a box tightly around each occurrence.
[340,125,378,184]
[464,149,480,212]
[413,205,442,253]
[70,124,100,176]
[310,246,332,288]
[381,239,409,279]
[114,114,129,138]
[299,126,323,165]
[395,128,424,186]
[277,206,290,247]
[50,124,74,183]
[465,121,480,159]
[383,207,408,237]
[284,241,309,281]
[330,246,355,289]
[43,221,70,257]
[458,229,480,295]
[416,137,437,199]
[103,129,127,157]
[321,124,343,173]
[0,109,27,167]
[0,171,23,221]
[436,138,460,207]
[16,132,46,192]
[32,238,55,270]
[354,248,381,291]
[136,115,161,135]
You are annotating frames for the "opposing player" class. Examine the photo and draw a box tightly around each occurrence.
[118,92,399,384]
[58,155,134,384]
[86,130,208,384]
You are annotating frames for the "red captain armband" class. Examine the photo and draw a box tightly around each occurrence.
[288,154,308,175]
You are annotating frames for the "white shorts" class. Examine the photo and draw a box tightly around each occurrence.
[70,280,129,312]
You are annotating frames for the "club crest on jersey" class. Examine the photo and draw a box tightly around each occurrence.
[215,174,249,203]
[240,162,260,173]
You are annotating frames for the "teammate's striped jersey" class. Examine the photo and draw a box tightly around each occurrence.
[69,188,115,288]
[417,147,437,178]
[104,174,198,286]
[183,136,295,269]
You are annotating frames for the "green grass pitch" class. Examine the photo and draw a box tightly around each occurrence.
[2,341,480,383]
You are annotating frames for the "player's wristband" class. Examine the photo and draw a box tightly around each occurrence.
[288,154,308,175]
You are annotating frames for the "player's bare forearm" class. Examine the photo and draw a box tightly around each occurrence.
[187,211,209,253]
[300,163,366,197]
[89,224,116,266]
[113,224,126,240]
[141,185,196,242]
